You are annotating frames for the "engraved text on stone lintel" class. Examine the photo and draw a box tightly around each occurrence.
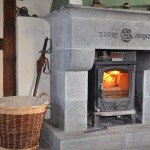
[98,28,150,42]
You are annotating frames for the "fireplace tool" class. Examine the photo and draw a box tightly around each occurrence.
[33,37,51,97]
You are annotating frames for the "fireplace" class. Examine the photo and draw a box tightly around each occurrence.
[88,52,136,126]
[44,5,150,150]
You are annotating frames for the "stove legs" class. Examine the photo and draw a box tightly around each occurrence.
[131,114,136,123]
[92,115,100,127]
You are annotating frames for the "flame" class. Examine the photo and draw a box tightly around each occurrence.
[103,70,129,91]
[103,70,120,88]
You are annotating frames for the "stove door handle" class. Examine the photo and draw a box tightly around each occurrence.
[100,83,103,90]
[99,84,104,98]
[99,83,107,111]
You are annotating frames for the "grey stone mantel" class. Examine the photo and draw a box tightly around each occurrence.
[45,5,150,132]
[46,4,150,72]
[46,4,150,52]
[43,5,150,150]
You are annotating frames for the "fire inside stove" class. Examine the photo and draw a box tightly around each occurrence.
[103,70,129,99]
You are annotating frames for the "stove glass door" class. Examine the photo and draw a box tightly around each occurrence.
[103,70,129,100]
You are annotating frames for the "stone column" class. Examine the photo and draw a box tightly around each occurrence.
[49,50,94,131]
[50,70,89,131]
[46,8,95,131]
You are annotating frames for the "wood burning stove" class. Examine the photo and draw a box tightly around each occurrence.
[88,53,136,127]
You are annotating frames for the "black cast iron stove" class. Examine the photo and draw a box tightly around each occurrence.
[88,51,136,127]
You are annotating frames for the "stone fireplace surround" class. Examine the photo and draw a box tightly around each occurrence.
[41,5,150,150]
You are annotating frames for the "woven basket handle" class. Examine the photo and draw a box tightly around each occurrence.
[37,92,50,104]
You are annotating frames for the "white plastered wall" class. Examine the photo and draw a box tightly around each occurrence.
[17,0,52,17]
[0,0,52,99]
[16,17,50,118]
[16,1,52,118]
[0,0,3,97]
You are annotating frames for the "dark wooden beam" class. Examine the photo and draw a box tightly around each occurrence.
[0,38,3,50]
[3,0,16,96]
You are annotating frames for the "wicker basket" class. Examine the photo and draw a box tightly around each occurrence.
[0,92,49,150]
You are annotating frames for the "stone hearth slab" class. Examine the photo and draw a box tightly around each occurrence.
[124,147,150,150]
[38,146,150,150]
[40,122,150,150]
